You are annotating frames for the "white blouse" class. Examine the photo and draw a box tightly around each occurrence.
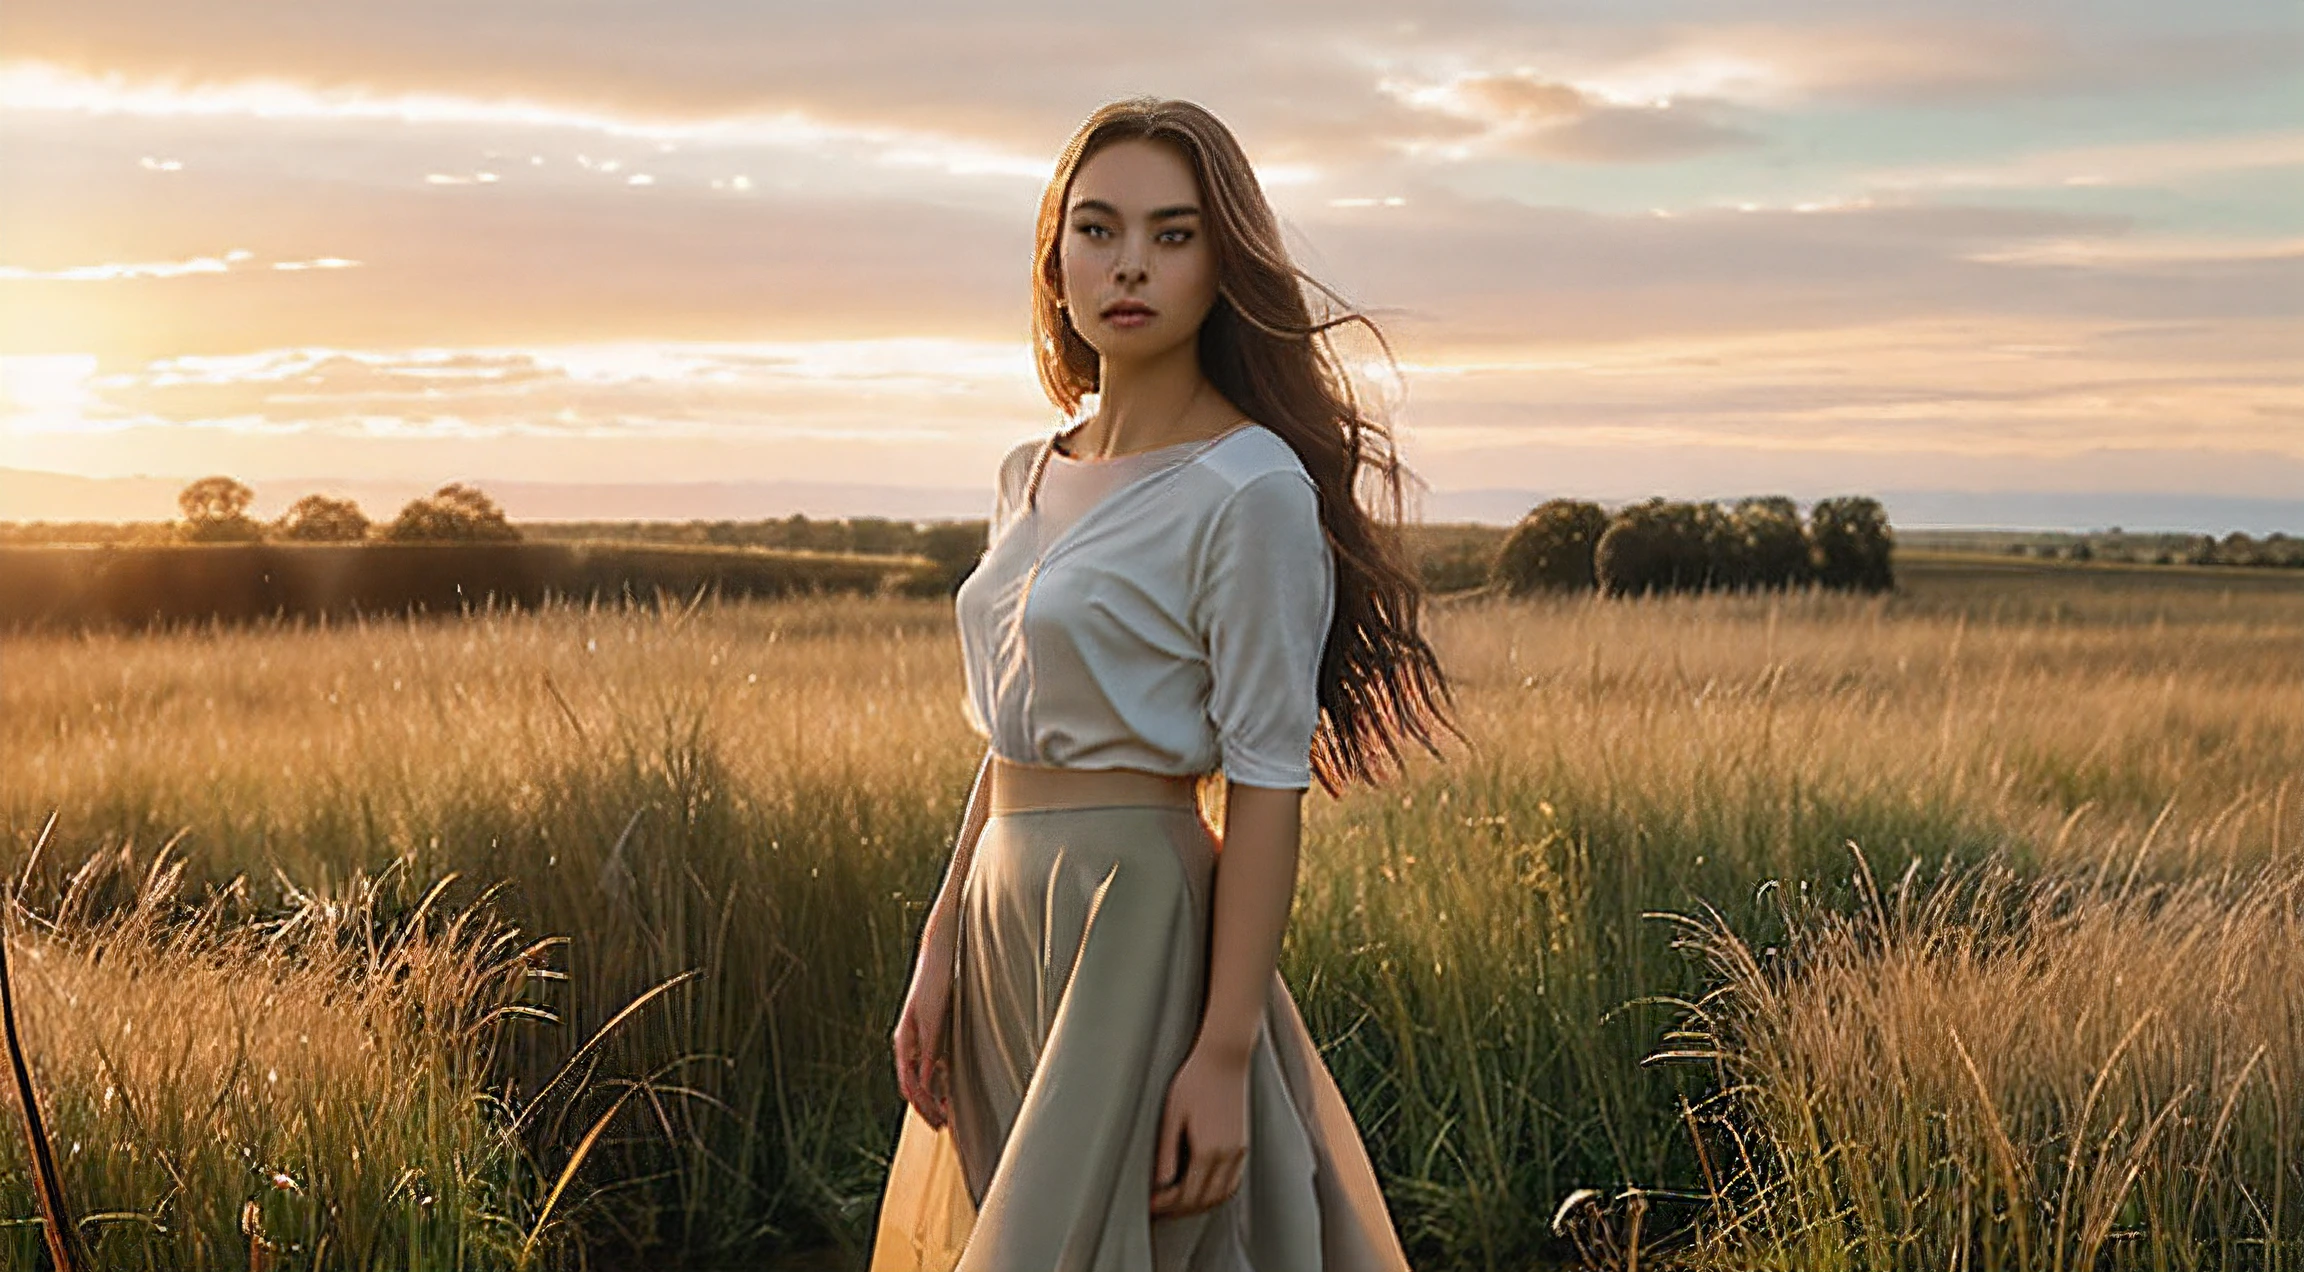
[1030,433,1206,553]
[953,422,1336,789]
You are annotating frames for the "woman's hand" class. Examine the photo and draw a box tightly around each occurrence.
[1150,1042,1251,1218]
[890,913,959,1129]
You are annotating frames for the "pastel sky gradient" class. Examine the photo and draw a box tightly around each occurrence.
[1,0,2298,518]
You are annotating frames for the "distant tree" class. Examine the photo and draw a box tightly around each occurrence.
[384,482,521,542]
[1596,499,1717,596]
[1492,499,1610,595]
[849,516,905,556]
[176,475,264,542]
[274,494,371,542]
[779,512,846,552]
[1734,496,1813,590]
[917,521,989,595]
[1809,496,1895,592]
[2217,531,2259,567]
[1686,501,1738,590]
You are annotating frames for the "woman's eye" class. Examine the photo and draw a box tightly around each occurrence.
[1070,225,1190,243]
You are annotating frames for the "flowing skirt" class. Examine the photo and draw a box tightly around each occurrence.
[868,802,1412,1272]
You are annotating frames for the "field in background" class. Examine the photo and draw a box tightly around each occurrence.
[8,514,2294,636]
[0,540,942,632]
[2,556,2299,1269]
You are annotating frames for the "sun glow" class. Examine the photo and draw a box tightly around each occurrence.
[0,354,101,432]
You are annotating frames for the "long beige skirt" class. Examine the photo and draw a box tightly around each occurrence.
[868,801,1413,1272]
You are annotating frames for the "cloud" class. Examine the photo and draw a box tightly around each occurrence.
[7,113,2296,369]
[1714,20,2303,107]
[1381,70,1762,163]
[0,8,1444,177]
[9,2,2290,183]
[0,249,358,280]
[1513,104,1758,163]
[0,137,1044,360]
[2,2,2292,511]
[1381,306,2304,506]
[0,62,1058,180]
[1864,129,2304,193]
[24,339,1043,438]
[1372,16,2302,112]
[1296,188,2279,343]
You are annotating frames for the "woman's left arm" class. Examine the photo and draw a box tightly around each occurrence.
[1153,465,1333,1219]
[1150,780,1301,1218]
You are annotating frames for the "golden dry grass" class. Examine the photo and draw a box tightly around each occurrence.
[0,557,2296,1268]
[0,843,546,1269]
[1676,855,2304,1268]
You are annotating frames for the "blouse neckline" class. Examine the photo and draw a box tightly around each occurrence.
[1049,434,1202,465]
[1021,422,1260,566]
[1048,419,1253,465]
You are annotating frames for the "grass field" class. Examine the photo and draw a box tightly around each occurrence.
[1,552,2298,1269]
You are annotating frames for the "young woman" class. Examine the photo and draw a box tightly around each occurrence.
[870,96,1461,1271]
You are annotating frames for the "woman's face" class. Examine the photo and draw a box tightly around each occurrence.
[1058,137,1218,363]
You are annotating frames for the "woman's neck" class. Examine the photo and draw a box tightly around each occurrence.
[1068,352,1231,459]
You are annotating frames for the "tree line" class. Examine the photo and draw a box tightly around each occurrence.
[2005,530,2304,569]
[1491,495,1896,596]
[174,477,521,543]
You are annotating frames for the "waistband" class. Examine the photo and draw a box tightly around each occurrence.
[986,755,1201,814]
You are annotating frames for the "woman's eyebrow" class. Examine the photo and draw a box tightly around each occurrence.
[1069,198,1201,221]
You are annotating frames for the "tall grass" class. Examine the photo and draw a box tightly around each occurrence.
[0,840,552,1269]
[1674,851,2303,1268]
[1,561,2298,1267]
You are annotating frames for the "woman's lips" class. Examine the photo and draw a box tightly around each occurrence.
[1102,304,1155,328]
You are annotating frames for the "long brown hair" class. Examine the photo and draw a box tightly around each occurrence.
[1030,96,1464,795]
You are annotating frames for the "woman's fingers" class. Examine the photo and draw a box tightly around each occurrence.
[1190,1149,1227,1215]
[1215,1153,1243,1209]
[1200,1150,1245,1215]
[915,1016,947,1127]
[916,1047,946,1130]
[1152,1130,1229,1217]
[1150,1109,1187,1213]
[892,1019,917,1107]
[1152,1145,1246,1218]
[893,1009,950,1128]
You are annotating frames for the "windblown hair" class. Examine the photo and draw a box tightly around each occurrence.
[1030,96,1464,795]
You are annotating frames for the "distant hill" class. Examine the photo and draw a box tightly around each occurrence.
[2,467,2295,534]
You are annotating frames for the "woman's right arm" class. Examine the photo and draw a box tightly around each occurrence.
[893,746,996,1128]
[922,746,995,947]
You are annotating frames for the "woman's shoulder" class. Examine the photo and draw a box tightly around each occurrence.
[1187,424,1322,558]
[993,435,1048,503]
[1191,421,1310,494]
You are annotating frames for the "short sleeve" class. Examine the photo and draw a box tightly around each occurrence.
[1192,468,1334,790]
[989,440,1038,548]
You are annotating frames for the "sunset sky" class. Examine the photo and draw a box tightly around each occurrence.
[1,1,2298,525]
